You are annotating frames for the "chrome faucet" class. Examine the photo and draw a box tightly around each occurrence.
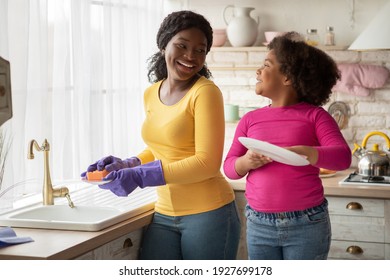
[28,139,74,207]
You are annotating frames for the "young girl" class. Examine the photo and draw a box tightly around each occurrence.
[223,32,351,260]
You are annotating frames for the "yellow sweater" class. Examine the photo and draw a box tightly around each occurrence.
[137,76,235,216]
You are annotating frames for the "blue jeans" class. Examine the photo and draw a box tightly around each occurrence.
[246,199,331,260]
[140,201,241,260]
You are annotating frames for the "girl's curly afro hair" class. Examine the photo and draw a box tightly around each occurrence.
[268,32,341,106]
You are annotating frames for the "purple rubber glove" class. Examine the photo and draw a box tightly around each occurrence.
[99,160,166,197]
[80,156,141,178]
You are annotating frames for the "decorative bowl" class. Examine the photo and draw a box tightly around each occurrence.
[264,31,286,43]
[212,29,227,47]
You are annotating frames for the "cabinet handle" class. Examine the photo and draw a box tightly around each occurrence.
[123,238,133,248]
[346,245,363,255]
[346,202,363,210]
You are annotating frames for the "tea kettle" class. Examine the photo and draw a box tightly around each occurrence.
[352,131,390,176]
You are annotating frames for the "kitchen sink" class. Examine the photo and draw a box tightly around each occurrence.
[0,183,157,231]
[1,205,124,231]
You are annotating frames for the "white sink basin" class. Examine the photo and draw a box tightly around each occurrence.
[0,184,157,231]
[2,205,123,231]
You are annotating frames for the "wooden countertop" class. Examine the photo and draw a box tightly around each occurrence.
[322,169,390,199]
[2,168,390,260]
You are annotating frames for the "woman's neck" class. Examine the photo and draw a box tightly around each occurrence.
[159,75,200,105]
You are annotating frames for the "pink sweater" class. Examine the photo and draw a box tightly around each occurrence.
[223,103,351,212]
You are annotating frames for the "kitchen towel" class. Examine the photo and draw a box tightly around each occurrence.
[0,227,34,247]
[332,63,390,96]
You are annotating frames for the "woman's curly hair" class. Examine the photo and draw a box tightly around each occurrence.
[147,10,213,83]
[268,32,341,106]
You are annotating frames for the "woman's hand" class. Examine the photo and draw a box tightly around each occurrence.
[80,156,141,178]
[234,150,273,176]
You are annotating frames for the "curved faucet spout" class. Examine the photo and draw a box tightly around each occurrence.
[28,139,41,159]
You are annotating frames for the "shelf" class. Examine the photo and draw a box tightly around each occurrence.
[208,45,350,71]
[209,66,259,71]
[211,46,267,52]
[210,45,349,52]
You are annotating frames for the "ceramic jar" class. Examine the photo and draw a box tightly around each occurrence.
[223,5,259,47]
[224,104,239,122]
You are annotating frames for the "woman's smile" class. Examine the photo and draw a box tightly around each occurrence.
[176,60,197,73]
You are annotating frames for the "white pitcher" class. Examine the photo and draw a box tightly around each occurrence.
[223,5,259,47]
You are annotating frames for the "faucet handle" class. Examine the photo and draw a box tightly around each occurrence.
[41,139,50,151]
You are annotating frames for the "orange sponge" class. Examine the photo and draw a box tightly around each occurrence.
[87,169,109,181]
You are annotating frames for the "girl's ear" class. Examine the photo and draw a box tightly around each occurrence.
[283,76,292,86]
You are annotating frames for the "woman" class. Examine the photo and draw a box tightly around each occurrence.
[82,11,240,260]
[223,32,351,260]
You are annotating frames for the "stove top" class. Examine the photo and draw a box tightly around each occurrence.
[339,171,390,186]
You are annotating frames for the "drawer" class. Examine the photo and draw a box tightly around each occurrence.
[330,215,385,242]
[329,240,385,260]
[75,229,143,260]
[327,196,384,217]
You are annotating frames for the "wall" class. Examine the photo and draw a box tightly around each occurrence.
[206,47,390,168]
[165,0,390,168]
[165,0,389,47]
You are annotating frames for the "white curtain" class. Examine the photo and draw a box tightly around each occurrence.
[0,0,164,199]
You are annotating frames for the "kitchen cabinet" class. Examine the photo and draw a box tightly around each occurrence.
[234,189,248,260]
[327,197,390,260]
[75,229,143,260]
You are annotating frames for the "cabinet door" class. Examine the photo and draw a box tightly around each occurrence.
[327,197,384,217]
[234,190,248,260]
[327,197,385,243]
[76,229,143,260]
[330,215,385,242]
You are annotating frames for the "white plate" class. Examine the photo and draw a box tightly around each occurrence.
[81,179,112,185]
[238,137,310,166]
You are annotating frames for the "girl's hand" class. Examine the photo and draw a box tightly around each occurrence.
[234,150,273,176]
[286,145,318,165]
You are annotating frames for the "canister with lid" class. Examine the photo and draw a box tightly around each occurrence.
[324,26,335,46]
[305,29,319,46]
